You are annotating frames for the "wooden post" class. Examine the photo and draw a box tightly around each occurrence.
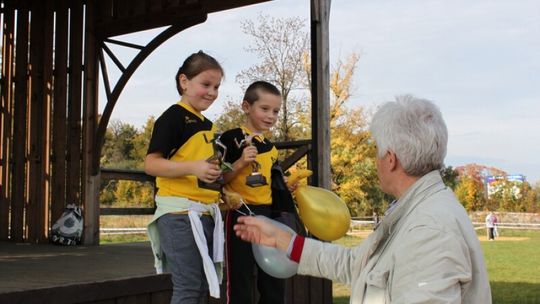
[310,0,331,190]
[307,1,333,303]
[82,0,101,245]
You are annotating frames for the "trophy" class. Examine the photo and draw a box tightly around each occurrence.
[246,159,267,187]
[236,133,267,187]
[198,134,233,191]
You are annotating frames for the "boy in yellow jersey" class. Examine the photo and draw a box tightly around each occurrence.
[220,81,287,304]
[145,51,225,304]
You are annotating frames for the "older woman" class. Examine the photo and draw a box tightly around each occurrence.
[233,95,491,303]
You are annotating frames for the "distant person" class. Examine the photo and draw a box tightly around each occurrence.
[485,211,498,241]
[145,51,226,304]
[219,81,291,304]
[233,95,492,303]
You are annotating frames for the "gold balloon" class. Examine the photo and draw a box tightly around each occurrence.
[295,186,351,241]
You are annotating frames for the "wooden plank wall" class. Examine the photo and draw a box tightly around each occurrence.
[0,0,90,243]
[51,0,69,223]
[0,0,15,240]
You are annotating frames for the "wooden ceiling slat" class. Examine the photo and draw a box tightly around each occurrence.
[95,0,269,38]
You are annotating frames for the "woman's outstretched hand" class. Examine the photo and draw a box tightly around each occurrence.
[233,216,293,252]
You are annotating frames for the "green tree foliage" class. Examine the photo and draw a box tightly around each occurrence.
[99,119,154,207]
[101,119,139,169]
[131,116,155,169]
[440,165,459,190]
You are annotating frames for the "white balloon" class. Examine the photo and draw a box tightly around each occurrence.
[251,215,299,279]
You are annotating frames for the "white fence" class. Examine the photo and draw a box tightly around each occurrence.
[472,222,540,230]
[100,227,147,235]
[101,220,540,235]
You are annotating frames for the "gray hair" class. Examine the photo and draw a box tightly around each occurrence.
[369,95,448,176]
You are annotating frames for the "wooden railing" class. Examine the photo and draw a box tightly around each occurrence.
[100,140,312,216]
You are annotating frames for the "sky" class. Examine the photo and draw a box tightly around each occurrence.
[101,0,540,184]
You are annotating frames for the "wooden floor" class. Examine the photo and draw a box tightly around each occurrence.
[0,241,332,304]
[0,241,172,303]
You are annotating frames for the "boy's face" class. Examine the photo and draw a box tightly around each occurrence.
[179,69,222,113]
[243,91,282,133]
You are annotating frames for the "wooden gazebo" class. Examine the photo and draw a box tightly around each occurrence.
[0,0,332,302]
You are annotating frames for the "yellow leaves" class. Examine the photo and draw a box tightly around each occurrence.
[330,53,360,122]
[455,175,485,211]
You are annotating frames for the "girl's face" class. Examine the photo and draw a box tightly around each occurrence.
[243,91,282,133]
[179,69,222,113]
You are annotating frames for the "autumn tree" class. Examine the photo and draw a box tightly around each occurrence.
[533,182,540,212]
[454,163,508,211]
[131,116,155,169]
[324,54,386,216]
[487,179,539,212]
[214,99,246,134]
[330,108,383,216]
[236,14,311,141]
[521,183,539,212]
[112,180,154,207]
[454,164,540,212]
[455,163,506,180]
[455,175,486,211]
[294,50,386,216]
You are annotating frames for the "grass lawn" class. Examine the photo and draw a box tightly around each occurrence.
[480,229,540,304]
[100,233,148,244]
[332,229,540,304]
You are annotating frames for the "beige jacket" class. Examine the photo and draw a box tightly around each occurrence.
[298,171,491,303]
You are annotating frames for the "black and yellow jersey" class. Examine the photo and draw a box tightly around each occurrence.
[220,126,278,205]
[147,102,220,203]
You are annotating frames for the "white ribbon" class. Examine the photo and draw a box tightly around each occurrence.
[188,202,224,298]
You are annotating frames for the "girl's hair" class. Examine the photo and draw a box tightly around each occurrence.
[243,81,281,104]
[369,95,448,177]
[175,50,224,95]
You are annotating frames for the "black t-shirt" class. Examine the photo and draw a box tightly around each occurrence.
[147,102,220,203]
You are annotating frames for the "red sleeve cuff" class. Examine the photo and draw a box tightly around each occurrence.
[290,235,305,263]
